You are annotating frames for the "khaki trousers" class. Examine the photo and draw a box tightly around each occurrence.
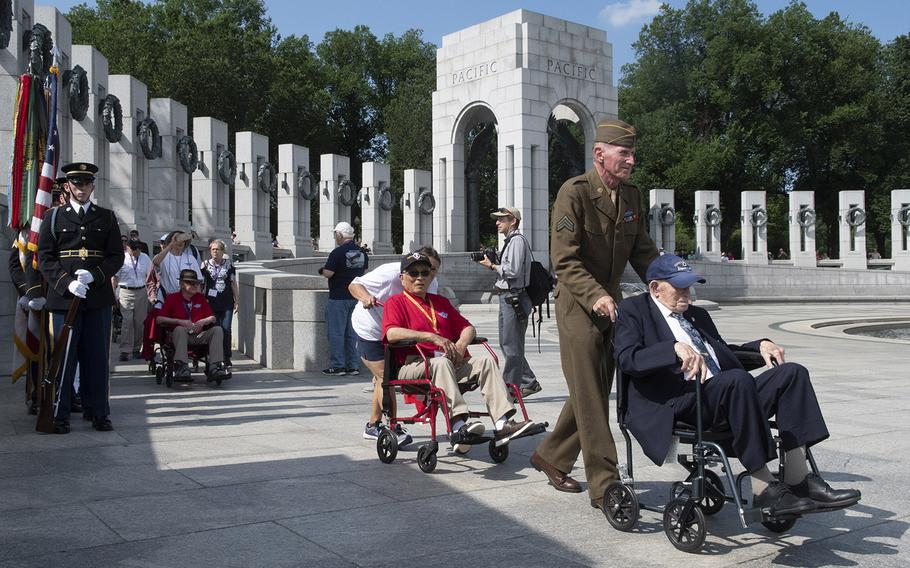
[535,292,618,501]
[171,326,224,365]
[118,288,148,355]
[398,355,513,422]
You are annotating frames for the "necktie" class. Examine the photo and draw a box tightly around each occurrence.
[78,206,85,220]
[671,312,721,376]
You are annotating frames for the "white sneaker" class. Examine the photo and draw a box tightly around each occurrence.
[452,421,485,454]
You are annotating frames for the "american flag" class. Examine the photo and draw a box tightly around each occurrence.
[27,64,59,255]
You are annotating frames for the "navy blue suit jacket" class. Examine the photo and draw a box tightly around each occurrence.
[614,292,763,465]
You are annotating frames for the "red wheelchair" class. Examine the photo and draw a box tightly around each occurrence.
[376,337,547,473]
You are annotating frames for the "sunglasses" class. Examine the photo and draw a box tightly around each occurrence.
[406,269,432,278]
[68,178,95,186]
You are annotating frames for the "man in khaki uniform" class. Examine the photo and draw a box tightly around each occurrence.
[530,119,659,508]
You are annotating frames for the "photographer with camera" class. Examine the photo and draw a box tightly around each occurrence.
[475,206,541,397]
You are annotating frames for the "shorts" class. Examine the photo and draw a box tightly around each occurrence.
[356,335,384,362]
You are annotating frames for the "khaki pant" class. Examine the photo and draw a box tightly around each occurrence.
[171,326,224,365]
[398,355,513,422]
[118,288,148,355]
[535,291,618,502]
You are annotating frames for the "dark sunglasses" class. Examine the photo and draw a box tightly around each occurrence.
[406,269,432,278]
[68,177,95,186]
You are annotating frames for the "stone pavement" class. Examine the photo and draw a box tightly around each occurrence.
[1,302,908,567]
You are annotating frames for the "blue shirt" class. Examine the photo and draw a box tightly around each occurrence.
[325,240,368,300]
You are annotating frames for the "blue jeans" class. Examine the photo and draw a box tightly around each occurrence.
[326,298,358,369]
[213,309,233,360]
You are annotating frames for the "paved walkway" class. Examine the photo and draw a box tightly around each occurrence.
[1,302,909,567]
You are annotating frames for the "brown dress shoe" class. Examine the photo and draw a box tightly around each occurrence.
[530,451,582,493]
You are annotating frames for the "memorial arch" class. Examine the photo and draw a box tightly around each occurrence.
[432,9,618,262]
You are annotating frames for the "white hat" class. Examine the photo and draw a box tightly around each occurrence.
[333,222,355,237]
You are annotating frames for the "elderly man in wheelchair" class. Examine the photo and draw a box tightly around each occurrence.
[613,254,860,529]
[382,252,541,453]
[156,269,230,382]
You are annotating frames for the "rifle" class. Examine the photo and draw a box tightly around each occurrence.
[36,297,81,433]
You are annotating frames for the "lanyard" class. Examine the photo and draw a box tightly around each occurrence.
[183,299,194,320]
[403,291,438,333]
[130,254,140,281]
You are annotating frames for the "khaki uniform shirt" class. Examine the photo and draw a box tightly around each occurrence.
[550,168,658,326]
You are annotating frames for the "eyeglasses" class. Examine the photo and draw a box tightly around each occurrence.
[406,269,432,278]
[68,178,94,186]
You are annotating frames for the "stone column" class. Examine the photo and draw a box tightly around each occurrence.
[35,7,72,166]
[1,0,34,227]
[788,191,816,268]
[107,75,151,239]
[740,191,768,264]
[403,169,433,252]
[277,144,314,257]
[319,154,353,249]
[360,162,394,254]
[648,189,676,253]
[70,45,109,208]
[838,190,866,269]
[235,131,272,259]
[496,127,549,263]
[693,190,722,261]
[148,98,190,237]
[891,189,910,271]
[191,117,230,247]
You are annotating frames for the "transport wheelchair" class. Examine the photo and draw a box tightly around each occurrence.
[375,337,547,473]
[149,324,229,388]
[601,350,825,553]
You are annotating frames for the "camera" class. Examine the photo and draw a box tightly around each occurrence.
[471,249,499,263]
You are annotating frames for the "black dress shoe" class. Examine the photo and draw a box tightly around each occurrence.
[791,473,861,509]
[53,420,70,435]
[92,416,113,431]
[754,481,816,516]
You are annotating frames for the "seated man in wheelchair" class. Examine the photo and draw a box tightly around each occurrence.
[614,254,860,517]
[156,269,230,381]
[382,252,538,450]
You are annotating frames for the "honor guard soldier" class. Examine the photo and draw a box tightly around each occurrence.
[529,120,659,509]
[37,162,124,434]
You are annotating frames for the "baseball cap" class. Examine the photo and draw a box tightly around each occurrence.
[400,251,432,273]
[333,221,355,237]
[645,254,706,288]
[490,206,521,221]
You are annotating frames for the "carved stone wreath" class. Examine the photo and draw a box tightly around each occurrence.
[136,117,162,160]
[100,94,123,143]
[176,136,198,173]
[704,206,722,227]
[257,162,276,194]
[66,65,89,121]
[750,207,768,227]
[217,149,236,185]
[337,179,357,207]
[797,208,816,228]
[417,190,436,215]
[296,167,317,200]
[659,205,676,226]
[846,206,866,227]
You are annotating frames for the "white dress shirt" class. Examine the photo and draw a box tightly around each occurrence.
[650,295,720,380]
[69,198,92,216]
[116,252,152,288]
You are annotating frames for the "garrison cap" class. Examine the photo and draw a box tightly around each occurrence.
[61,162,99,179]
[594,119,636,147]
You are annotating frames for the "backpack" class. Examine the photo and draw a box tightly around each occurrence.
[509,234,555,352]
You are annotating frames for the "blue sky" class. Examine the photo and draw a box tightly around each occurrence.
[55,0,909,81]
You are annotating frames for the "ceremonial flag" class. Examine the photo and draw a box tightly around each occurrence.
[10,61,58,384]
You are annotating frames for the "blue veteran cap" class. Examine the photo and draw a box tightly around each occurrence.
[645,254,706,288]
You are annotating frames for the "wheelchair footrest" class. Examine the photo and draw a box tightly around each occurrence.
[743,507,800,525]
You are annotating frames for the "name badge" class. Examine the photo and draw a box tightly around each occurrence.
[433,351,445,358]
[207,289,218,297]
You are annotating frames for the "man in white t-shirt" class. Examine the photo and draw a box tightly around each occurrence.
[349,246,440,446]
[152,231,203,297]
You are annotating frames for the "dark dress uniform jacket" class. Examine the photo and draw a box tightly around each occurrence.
[37,204,124,311]
[614,292,763,465]
[9,244,44,300]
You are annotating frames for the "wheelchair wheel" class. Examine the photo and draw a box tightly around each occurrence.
[762,516,797,533]
[602,482,639,532]
[377,429,398,464]
[488,440,509,463]
[417,444,437,473]
[155,366,164,385]
[699,470,726,515]
[663,498,707,553]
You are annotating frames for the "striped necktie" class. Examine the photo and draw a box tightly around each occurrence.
[671,312,721,376]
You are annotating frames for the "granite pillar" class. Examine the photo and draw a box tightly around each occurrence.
[788,191,816,268]
[149,98,190,237]
[319,154,353,249]
[648,189,676,253]
[403,169,433,253]
[235,131,271,259]
[891,189,910,271]
[277,144,314,257]
[740,190,767,264]
[694,190,722,261]
[107,75,151,239]
[360,162,394,254]
[838,190,866,269]
[191,117,230,247]
[70,45,109,208]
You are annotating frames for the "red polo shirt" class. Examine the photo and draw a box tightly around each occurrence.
[160,291,213,323]
[382,291,472,364]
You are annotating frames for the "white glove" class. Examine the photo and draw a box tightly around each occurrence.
[28,297,46,311]
[75,269,94,285]
[68,280,88,299]
[17,296,29,309]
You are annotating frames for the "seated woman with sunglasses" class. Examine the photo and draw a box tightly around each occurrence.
[382,252,538,451]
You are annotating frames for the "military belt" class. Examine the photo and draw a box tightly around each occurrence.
[59,248,105,259]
